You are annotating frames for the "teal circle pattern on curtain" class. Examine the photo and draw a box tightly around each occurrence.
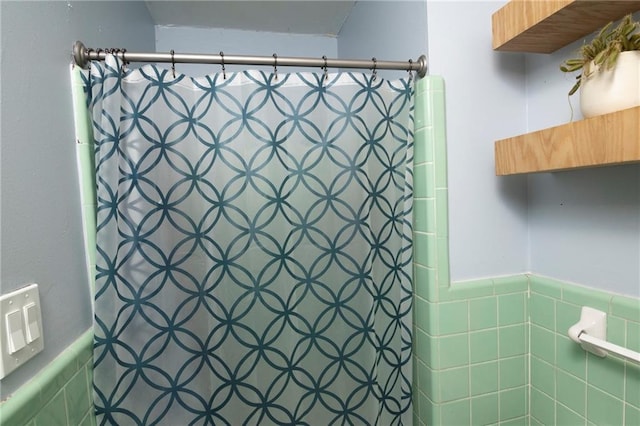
[85,55,414,425]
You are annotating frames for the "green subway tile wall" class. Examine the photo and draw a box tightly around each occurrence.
[0,329,95,426]
[411,76,640,426]
[412,276,530,425]
[412,76,529,426]
[529,276,640,426]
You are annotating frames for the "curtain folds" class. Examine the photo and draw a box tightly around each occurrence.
[85,55,414,425]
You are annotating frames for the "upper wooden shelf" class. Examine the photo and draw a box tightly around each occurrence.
[495,107,640,175]
[492,0,640,53]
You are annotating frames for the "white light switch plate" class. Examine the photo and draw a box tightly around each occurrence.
[0,283,44,379]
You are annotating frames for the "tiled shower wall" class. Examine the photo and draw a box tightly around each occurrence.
[411,75,530,423]
[2,75,638,426]
[412,76,640,426]
[413,76,528,426]
[412,277,530,426]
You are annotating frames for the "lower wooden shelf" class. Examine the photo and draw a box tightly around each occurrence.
[495,106,640,175]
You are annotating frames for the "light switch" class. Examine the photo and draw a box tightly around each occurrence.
[23,303,41,343]
[0,283,44,379]
[6,310,26,354]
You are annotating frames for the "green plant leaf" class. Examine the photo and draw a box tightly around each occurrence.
[606,48,620,69]
[560,58,586,73]
[596,20,614,39]
[560,13,640,96]
[568,80,580,96]
[593,49,607,66]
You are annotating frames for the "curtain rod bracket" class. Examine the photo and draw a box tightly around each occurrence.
[73,41,89,69]
[416,55,428,78]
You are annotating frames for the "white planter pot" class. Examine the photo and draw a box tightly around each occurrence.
[580,50,640,118]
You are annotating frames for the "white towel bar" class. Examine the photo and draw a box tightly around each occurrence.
[568,306,640,364]
[578,332,640,364]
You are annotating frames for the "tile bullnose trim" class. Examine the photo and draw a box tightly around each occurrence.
[0,328,93,425]
[438,274,530,302]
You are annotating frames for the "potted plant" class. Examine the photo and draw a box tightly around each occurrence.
[560,14,640,118]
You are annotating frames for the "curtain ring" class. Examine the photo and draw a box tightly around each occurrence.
[322,55,328,83]
[371,57,377,81]
[121,48,128,74]
[220,51,226,80]
[170,49,176,78]
[407,58,413,81]
[85,48,95,71]
[273,53,278,80]
[86,48,94,71]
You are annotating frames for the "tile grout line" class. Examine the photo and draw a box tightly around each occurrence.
[496,294,502,425]
[553,294,558,426]
[527,276,532,426]
[467,299,473,424]
[62,387,71,426]
[622,319,627,426]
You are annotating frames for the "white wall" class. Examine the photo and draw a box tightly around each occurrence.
[525,35,640,296]
[426,1,529,282]
[0,0,156,398]
[155,26,339,77]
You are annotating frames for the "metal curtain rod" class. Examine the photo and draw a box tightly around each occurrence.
[73,41,428,78]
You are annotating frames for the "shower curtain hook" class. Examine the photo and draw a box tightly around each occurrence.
[220,51,226,80]
[121,48,128,74]
[371,57,377,81]
[170,49,176,78]
[407,59,414,81]
[322,55,328,83]
[86,47,94,71]
[273,53,278,81]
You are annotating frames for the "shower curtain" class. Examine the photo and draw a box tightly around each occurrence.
[85,55,414,425]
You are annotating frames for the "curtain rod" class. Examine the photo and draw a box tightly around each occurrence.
[73,41,428,78]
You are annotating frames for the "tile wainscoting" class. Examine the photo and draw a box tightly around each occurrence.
[0,329,94,426]
[411,76,640,425]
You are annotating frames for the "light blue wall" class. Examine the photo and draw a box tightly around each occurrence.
[527,166,640,296]
[426,1,530,282]
[425,1,640,296]
[155,26,339,77]
[337,0,427,81]
[0,0,155,398]
[425,1,639,297]
[525,34,640,297]
[339,0,529,283]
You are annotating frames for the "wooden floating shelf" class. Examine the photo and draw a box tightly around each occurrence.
[495,107,640,175]
[492,0,640,53]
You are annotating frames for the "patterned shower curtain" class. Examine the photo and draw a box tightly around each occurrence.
[85,55,414,425]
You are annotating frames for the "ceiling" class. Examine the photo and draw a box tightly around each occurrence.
[145,1,356,36]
